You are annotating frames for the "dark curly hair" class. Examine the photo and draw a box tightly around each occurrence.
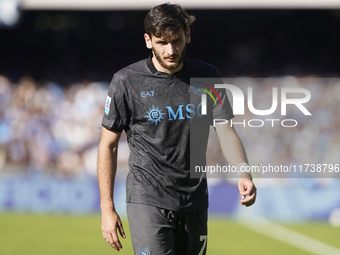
[144,2,196,40]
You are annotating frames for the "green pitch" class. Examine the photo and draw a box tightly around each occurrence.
[0,213,339,255]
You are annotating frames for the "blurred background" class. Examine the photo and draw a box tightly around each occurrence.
[1,0,340,254]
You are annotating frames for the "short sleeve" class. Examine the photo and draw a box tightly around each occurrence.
[210,69,234,121]
[102,74,130,132]
[212,87,234,120]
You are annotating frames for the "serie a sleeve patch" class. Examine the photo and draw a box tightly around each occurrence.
[105,95,111,114]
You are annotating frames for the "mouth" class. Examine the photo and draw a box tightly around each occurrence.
[165,55,178,62]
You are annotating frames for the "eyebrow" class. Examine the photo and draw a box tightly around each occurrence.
[154,36,182,43]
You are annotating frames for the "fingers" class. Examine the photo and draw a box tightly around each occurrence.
[117,221,126,239]
[111,231,123,250]
[239,185,255,197]
[240,187,257,207]
[239,190,249,197]
[101,211,125,251]
[103,231,123,251]
[240,192,256,207]
[238,177,257,207]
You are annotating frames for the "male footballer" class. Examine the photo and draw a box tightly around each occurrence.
[97,3,256,255]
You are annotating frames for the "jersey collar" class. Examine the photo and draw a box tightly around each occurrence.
[146,55,186,77]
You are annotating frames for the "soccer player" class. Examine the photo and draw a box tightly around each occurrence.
[97,3,256,255]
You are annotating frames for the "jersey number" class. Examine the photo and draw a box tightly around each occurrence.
[198,235,207,255]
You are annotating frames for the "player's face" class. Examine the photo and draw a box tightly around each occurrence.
[144,28,191,74]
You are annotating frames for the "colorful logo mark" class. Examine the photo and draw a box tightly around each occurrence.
[105,95,111,115]
[193,82,223,106]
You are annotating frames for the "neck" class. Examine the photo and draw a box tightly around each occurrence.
[151,56,183,74]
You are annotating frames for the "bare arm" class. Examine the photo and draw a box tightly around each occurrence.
[215,124,256,207]
[97,127,126,251]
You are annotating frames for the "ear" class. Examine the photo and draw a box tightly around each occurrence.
[185,28,191,44]
[144,33,153,49]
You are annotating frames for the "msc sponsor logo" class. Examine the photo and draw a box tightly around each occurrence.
[166,104,203,120]
[145,104,203,125]
[144,105,166,125]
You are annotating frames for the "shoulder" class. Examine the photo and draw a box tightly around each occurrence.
[185,58,220,77]
[109,58,149,92]
[115,59,149,80]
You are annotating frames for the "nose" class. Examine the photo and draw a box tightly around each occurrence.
[166,43,176,56]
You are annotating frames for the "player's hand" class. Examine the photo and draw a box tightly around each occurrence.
[101,209,126,251]
[238,177,257,207]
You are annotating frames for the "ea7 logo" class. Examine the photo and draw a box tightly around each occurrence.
[141,91,154,97]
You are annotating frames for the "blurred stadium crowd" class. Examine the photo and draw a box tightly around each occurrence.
[0,75,129,177]
[1,74,339,183]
